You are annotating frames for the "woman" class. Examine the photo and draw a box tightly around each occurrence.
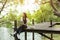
[23,12,27,24]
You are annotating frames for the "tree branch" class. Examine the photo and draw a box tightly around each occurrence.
[50,0,58,11]
[50,0,60,17]
[0,0,7,14]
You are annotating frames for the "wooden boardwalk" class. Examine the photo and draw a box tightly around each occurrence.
[23,22,60,34]
[16,22,60,40]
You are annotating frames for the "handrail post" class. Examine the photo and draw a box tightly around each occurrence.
[50,20,53,40]
[32,19,34,40]
[14,20,17,32]
[14,20,20,40]
[50,20,52,27]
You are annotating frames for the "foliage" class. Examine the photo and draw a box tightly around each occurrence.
[0,0,60,28]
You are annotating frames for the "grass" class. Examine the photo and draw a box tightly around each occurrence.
[42,25,60,40]
[42,34,60,40]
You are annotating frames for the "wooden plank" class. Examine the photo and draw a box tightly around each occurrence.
[23,29,60,34]
[33,32,34,40]
[22,22,60,34]
[32,19,34,40]
[25,32,27,40]
[27,22,60,31]
[50,33,53,40]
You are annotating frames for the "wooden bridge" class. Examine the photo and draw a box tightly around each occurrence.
[13,20,60,40]
[13,13,60,40]
[24,22,60,34]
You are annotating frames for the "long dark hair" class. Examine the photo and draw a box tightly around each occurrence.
[23,12,27,24]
